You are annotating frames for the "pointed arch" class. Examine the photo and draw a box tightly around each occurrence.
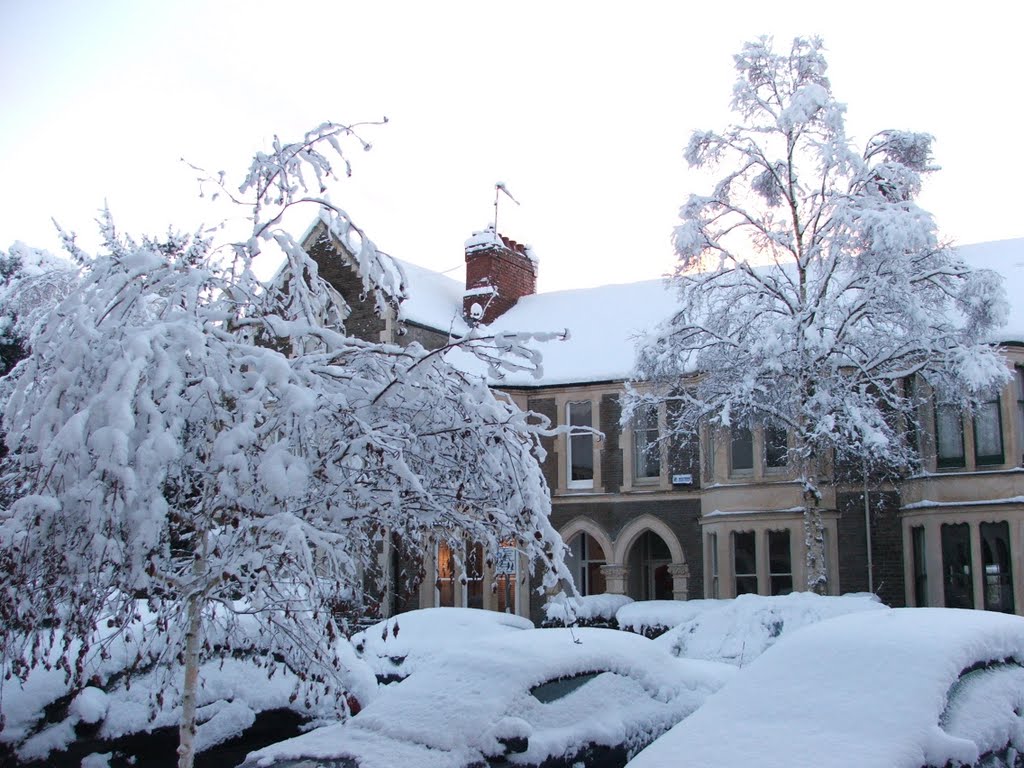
[613,514,685,565]
[559,517,614,561]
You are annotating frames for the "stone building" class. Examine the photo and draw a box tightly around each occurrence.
[306,221,1024,624]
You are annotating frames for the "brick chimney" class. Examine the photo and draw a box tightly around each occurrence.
[463,226,538,324]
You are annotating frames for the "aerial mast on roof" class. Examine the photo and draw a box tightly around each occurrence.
[493,181,520,234]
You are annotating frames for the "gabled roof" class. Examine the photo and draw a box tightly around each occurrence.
[396,238,1024,388]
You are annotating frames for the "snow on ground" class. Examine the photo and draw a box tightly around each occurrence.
[651,592,887,665]
[244,627,735,768]
[350,606,533,680]
[629,608,1024,768]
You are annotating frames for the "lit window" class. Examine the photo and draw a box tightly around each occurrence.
[731,426,754,472]
[567,401,594,488]
[973,398,1004,466]
[633,405,661,480]
[935,405,965,468]
[436,540,455,607]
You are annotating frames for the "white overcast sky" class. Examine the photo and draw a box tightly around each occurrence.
[2,1,1021,292]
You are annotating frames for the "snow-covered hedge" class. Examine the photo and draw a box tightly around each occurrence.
[542,593,634,629]
[616,599,728,638]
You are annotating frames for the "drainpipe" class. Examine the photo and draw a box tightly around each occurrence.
[863,458,874,593]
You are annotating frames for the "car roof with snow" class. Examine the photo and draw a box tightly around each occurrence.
[350,606,533,681]
[628,608,1024,768]
[242,627,735,768]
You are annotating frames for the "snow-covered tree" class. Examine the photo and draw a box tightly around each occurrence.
[0,242,78,376]
[0,122,570,768]
[628,37,1009,593]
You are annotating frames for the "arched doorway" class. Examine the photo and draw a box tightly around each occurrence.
[626,530,673,600]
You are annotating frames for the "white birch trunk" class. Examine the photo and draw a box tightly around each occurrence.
[177,590,203,768]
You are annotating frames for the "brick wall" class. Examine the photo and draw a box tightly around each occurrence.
[837,490,905,606]
[601,394,623,492]
[308,233,388,342]
[463,237,536,324]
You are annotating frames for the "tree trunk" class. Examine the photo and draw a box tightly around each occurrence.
[800,448,828,595]
[803,505,828,595]
[177,590,203,768]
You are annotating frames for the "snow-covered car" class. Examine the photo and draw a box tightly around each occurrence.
[350,607,534,683]
[628,608,1024,768]
[649,591,886,664]
[240,627,735,768]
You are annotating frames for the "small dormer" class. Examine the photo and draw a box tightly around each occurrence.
[463,226,537,324]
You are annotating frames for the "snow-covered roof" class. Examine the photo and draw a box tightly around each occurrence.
[391,257,469,337]
[397,238,1024,387]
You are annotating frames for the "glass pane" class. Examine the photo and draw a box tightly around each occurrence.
[936,406,965,466]
[981,522,1014,613]
[733,531,757,595]
[912,526,928,607]
[1017,369,1024,465]
[731,426,754,472]
[941,523,973,609]
[708,533,719,599]
[436,541,455,607]
[765,425,788,468]
[768,529,792,596]
[568,401,594,483]
[495,543,517,614]
[974,399,1003,464]
[466,542,483,609]
[633,405,661,479]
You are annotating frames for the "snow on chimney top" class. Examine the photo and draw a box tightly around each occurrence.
[463,225,538,324]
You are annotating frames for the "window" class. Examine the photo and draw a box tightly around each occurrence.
[465,542,484,609]
[567,532,606,595]
[567,401,594,488]
[764,425,788,469]
[733,531,757,595]
[731,426,754,472]
[981,522,1014,613]
[973,398,1004,466]
[632,405,661,480]
[495,542,518,614]
[935,405,965,468]
[436,540,456,607]
[768,530,792,595]
[912,526,928,607]
[708,533,719,598]
[1017,368,1024,465]
[941,523,974,609]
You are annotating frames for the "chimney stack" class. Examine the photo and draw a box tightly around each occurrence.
[463,226,538,324]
